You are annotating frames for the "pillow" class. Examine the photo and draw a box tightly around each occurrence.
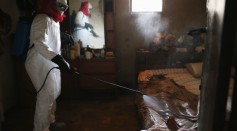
[186,62,203,78]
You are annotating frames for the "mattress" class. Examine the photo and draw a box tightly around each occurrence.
[137,68,201,131]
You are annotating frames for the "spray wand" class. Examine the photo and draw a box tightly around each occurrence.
[36,66,144,95]
[72,68,144,95]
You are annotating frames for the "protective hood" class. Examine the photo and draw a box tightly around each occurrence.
[57,0,67,5]
[79,1,92,17]
[37,0,68,22]
[57,0,68,13]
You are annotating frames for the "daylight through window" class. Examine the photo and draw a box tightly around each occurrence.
[131,0,163,12]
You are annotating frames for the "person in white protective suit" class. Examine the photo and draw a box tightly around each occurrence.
[73,1,99,48]
[25,0,70,130]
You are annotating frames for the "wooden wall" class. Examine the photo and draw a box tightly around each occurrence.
[199,0,237,130]
[0,0,20,112]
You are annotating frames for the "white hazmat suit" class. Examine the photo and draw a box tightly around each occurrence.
[25,14,62,131]
[25,0,70,129]
[73,11,90,47]
[73,2,98,48]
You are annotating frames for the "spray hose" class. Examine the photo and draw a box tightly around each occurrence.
[37,67,60,94]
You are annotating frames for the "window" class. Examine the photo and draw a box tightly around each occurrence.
[131,0,163,12]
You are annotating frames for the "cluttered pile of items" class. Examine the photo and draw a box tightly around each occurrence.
[149,27,207,53]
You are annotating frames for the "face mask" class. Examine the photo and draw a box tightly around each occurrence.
[57,2,68,13]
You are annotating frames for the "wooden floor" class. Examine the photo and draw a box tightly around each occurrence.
[2,91,142,131]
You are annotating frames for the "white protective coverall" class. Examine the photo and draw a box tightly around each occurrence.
[73,11,90,47]
[25,14,65,131]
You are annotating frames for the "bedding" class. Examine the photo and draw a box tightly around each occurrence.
[137,68,201,131]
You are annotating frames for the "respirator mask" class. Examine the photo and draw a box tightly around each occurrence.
[56,0,68,13]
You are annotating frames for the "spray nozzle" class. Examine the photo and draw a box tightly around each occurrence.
[135,90,146,95]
